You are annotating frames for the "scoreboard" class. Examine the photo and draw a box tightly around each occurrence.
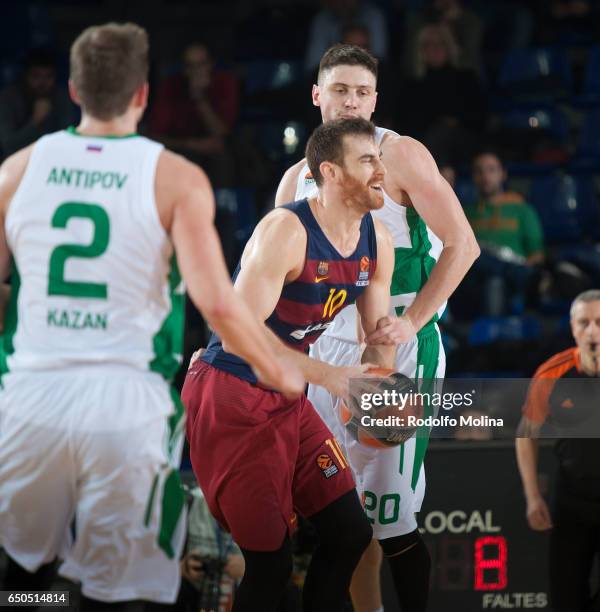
[381,440,556,611]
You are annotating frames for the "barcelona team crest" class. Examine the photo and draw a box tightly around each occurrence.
[317,261,329,276]
[356,256,370,287]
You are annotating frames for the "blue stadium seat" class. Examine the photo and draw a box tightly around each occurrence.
[528,174,600,242]
[0,60,20,88]
[499,107,570,143]
[243,60,302,96]
[498,48,572,102]
[255,120,307,163]
[454,176,477,206]
[582,45,600,103]
[575,109,600,164]
[215,188,257,246]
[557,242,600,282]
[468,316,541,346]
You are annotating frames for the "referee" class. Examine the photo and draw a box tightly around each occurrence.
[516,290,600,612]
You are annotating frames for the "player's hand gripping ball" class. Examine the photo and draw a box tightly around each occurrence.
[339,368,423,448]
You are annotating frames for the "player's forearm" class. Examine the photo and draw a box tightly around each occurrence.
[361,344,395,369]
[261,327,333,387]
[405,242,479,330]
[516,438,542,500]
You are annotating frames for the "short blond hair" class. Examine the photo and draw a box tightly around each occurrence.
[70,22,149,120]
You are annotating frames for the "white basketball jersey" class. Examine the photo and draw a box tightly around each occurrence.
[294,126,445,343]
[2,128,183,378]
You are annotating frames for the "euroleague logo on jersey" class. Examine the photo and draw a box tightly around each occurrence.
[317,454,339,479]
[356,256,370,287]
[304,170,315,185]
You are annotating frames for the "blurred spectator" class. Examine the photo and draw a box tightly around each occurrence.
[467,151,544,265]
[339,24,396,126]
[404,0,483,74]
[0,48,75,159]
[397,23,486,165]
[150,42,238,187]
[473,0,533,67]
[451,150,544,318]
[175,485,244,611]
[304,0,389,72]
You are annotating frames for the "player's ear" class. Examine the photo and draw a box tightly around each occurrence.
[68,80,81,106]
[312,84,320,108]
[320,160,336,183]
[133,82,149,109]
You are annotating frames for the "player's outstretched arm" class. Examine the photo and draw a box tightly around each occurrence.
[356,219,397,366]
[156,151,304,396]
[274,159,305,207]
[367,136,480,345]
[234,207,372,399]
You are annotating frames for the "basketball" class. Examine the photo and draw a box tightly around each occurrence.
[339,368,423,448]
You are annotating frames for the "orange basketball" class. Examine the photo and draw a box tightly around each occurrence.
[365,367,396,377]
[340,370,422,448]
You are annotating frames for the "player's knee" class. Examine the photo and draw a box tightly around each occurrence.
[347,515,373,558]
[379,529,429,567]
[359,538,383,569]
[311,490,373,558]
[241,538,293,590]
[332,503,373,559]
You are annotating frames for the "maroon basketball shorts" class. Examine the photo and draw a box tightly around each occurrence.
[182,361,355,551]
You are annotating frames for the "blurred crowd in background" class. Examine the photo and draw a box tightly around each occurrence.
[1,0,600,381]
[1,2,599,608]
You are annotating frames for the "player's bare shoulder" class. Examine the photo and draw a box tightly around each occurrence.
[241,204,307,277]
[154,149,213,232]
[249,205,306,252]
[372,216,394,265]
[275,157,307,207]
[380,133,441,205]
[380,132,425,166]
[0,145,34,216]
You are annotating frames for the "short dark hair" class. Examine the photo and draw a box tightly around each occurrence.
[70,22,149,121]
[318,44,378,84]
[306,118,376,187]
[473,148,504,168]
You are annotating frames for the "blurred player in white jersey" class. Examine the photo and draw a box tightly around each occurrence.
[276,44,479,612]
[0,22,302,610]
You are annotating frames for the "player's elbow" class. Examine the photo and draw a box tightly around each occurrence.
[457,232,480,264]
[467,235,481,261]
[202,296,236,327]
[445,232,480,268]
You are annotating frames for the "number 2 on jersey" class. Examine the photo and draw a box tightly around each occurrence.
[48,202,110,299]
